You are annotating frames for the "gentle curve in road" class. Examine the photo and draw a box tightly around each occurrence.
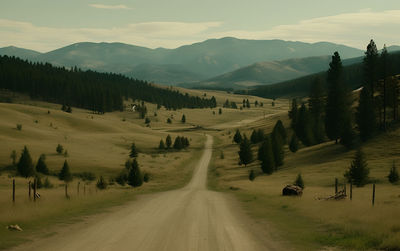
[13,135,279,251]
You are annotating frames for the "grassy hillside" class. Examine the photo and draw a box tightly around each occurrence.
[209,108,400,250]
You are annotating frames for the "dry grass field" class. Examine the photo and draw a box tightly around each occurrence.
[209,106,400,250]
[0,91,275,249]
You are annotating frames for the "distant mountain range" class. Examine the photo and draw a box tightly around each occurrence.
[0,37,363,83]
[1,38,399,89]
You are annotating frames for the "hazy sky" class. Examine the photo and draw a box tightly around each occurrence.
[1,0,400,52]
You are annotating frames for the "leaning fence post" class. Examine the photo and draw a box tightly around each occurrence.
[12,179,15,202]
[350,182,353,200]
[335,178,338,194]
[372,183,376,206]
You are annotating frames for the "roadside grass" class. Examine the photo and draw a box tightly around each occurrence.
[209,112,400,250]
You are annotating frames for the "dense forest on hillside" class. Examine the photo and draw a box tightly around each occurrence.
[244,51,400,99]
[0,56,217,113]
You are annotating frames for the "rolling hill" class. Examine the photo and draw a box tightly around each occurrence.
[0,38,364,85]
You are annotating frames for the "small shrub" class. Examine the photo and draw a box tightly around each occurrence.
[145,117,151,124]
[345,148,369,187]
[249,170,255,181]
[56,144,64,154]
[96,176,108,190]
[294,173,304,189]
[388,161,399,184]
[16,124,22,131]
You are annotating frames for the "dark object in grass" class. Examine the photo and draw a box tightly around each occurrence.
[282,185,303,196]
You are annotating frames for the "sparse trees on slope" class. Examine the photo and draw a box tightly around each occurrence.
[17,146,35,178]
[238,135,253,167]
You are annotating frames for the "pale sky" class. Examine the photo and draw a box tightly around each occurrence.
[1,0,400,52]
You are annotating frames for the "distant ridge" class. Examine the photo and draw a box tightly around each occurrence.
[0,38,365,85]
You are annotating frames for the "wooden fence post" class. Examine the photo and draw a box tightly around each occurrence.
[28,180,31,199]
[12,179,15,203]
[33,178,37,202]
[65,183,68,198]
[335,178,338,194]
[372,183,376,206]
[350,182,353,200]
[77,182,80,195]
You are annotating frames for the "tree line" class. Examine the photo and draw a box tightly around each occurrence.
[289,40,400,149]
[0,56,217,113]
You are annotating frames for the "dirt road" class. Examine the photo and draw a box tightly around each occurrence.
[13,135,278,251]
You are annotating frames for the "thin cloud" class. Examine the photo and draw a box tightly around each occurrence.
[89,4,132,10]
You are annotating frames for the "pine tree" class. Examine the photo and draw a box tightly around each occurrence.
[289,98,298,130]
[56,144,64,154]
[128,159,143,187]
[233,129,242,144]
[273,120,287,144]
[356,86,376,141]
[250,130,258,144]
[309,77,326,143]
[173,136,183,150]
[59,160,73,183]
[129,143,138,158]
[259,137,275,174]
[294,173,305,189]
[181,114,186,123]
[238,135,253,167]
[364,39,379,98]
[36,154,49,175]
[388,161,399,184]
[246,99,250,108]
[166,135,172,149]
[125,159,132,170]
[159,139,165,150]
[345,149,369,187]
[17,146,35,177]
[249,170,255,181]
[289,134,299,153]
[271,130,284,168]
[297,103,315,146]
[325,51,353,144]
[380,45,389,130]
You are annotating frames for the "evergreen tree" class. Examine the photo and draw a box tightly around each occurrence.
[259,137,275,174]
[294,173,304,189]
[129,143,138,158]
[246,99,250,108]
[181,114,186,123]
[159,139,165,150]
[325,51,353,144]
[238,135,253,167]
[309,77,326,143]
[125,159,132,170]
[289,134,299,153]
[59,160,73,183]
[166,135,172,149]
[273,120,287,144]
[363,39,379,98]
[56,144,64,154]
[249,170,255,181]
[17,146,35,177]
[128,159,143,187]
[233,129,242,144]
[388,161,399,184]
[219,108,222,114]
[345,149,369,187]
[36,154,49,175]
[297,103,315,146]
[173,136,183,150]
[289,98,298,131]
[250,130,258,144]
[356,86,376,141]
[379,45,389,130]
[271,130,284,168]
